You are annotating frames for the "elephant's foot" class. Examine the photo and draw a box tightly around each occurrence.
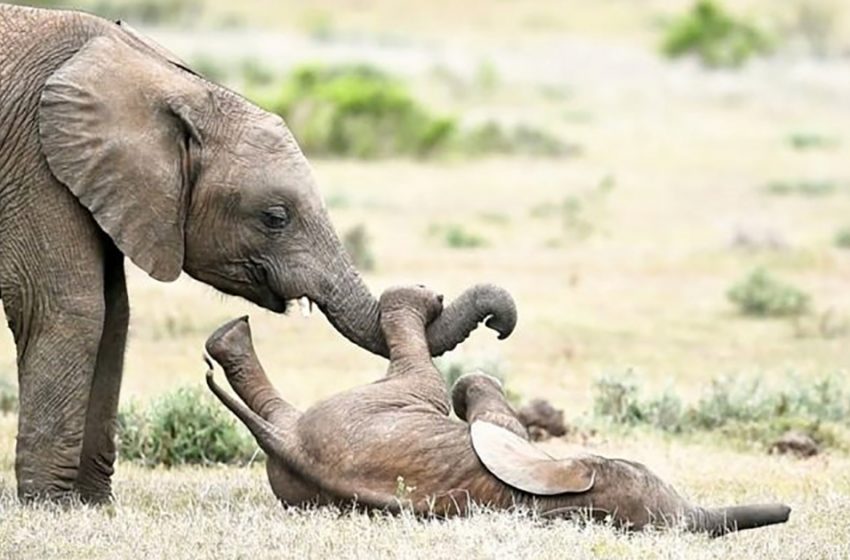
[17,475,80,505]
[75,477,114,505]
[76,486,114,505]
[76,455,116,505]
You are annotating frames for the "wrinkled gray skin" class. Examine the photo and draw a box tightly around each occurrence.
[206,286,790,537]
[0,5,515,503]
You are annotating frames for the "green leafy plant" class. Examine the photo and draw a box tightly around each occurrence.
[661,0,773,68]
[461,121,573,157]
[787,132,839,151]
[260,64,455,159]
[118,386,257,467]
[428,223,488,249]
[764,179,839,197]
[834,227,850,248]
[727,268,810,317]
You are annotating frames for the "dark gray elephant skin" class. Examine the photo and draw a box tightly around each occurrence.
[205,285,790,537]
[0,5,516,502]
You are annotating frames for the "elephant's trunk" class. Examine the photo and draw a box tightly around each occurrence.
[686,503,791,537]
[425,284,516,355]
[204,316,297,425]
[313,233,517,358]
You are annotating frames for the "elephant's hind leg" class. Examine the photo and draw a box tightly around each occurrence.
[451,372,527,438]
[75,239,128,503]
[205,317,300,426]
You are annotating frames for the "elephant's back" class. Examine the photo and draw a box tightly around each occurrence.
[0,6,106,198]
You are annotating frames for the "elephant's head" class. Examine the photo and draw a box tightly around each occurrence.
[36,24,516,356]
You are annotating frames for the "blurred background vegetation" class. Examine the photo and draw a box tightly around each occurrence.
[1,0,849,464]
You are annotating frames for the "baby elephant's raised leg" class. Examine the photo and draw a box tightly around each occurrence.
[378,286,452,414]
[205,317,299,426]
[451,372,527,438]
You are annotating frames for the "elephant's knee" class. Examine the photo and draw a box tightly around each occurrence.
[450,371,506,421]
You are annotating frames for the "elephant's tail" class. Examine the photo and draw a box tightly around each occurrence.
[686,503,791,537]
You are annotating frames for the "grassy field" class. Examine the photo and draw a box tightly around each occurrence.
[2,0,850,557]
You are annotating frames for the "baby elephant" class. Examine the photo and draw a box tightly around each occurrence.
[204,285,790,536]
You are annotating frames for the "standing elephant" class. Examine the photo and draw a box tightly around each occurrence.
[0,4,516,502]
[205,285,790,536]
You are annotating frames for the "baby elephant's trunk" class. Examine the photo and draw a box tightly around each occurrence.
[687,503,791,537]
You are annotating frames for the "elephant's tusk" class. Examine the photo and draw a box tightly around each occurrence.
[298,296,313,318]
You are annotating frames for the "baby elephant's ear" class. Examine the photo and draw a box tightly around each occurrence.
[470,421,595,495]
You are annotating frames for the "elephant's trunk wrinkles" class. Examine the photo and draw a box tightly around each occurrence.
[204,317,296,425]
[685,504,792,537]
[320,268,518,359]
[425,284,517,355]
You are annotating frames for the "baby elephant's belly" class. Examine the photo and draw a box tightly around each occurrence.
[293,411,512,512]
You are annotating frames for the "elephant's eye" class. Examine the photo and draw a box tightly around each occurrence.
[261,205,290,230]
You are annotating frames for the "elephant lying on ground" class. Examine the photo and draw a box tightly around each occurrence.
[0,4,514,502]
[205,285,790,536]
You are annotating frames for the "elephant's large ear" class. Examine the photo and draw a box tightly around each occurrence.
[470,421,595,495]
[38,34,206,281]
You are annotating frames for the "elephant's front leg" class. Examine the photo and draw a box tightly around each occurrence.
[75,242,128,503]
[11,281,105,502]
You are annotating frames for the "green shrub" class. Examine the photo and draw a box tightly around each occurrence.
[661,0,773,68]
[429,223,488,249]
[261,64,456,158]
[592,370,850,450]
[0,378,17,416]
[764,179,839,197]
[787,132,839,151]
[342,224,376,272]
[462,121,572,157]
[727,268,810,317]
[834,228,850,248]
[118,386,257,467]
[530,175,615,241]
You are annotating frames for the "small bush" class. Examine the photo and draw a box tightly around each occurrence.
[0,378,17,416]
[661,0,773,68]
[462,121,573,158]
[261,64,456,159]
[727,268,810,317]
[118,386,257,467]
[343,224,376,272]
[764,179,839,197]
[834,228,850,248]
[592,370,850,450]
[530,175,615,241]
[787,132,839,151]
[429,223,488,249]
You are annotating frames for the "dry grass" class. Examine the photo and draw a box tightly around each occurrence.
[1,0,850,557]
[0,431,848,559]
